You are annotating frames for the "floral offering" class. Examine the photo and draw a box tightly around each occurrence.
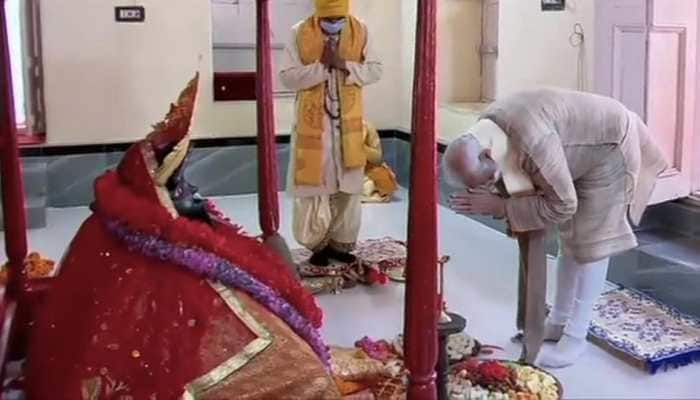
[0,252,56,285]
[450,360,560,400]
[328,335,560,400]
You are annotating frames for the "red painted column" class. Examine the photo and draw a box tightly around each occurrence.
[0,0,29,299]
[404,0,439,399]
[255,0,280,237]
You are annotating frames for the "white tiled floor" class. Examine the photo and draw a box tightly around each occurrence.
[4,192,700,399]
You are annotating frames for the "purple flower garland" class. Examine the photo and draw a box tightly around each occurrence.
[103,220,331,368]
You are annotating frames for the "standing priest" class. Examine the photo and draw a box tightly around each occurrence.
[280,0,382,267]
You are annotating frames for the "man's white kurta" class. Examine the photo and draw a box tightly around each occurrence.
[481,88,667,262]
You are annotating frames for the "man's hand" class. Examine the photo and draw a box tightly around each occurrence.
[321,39,348,72]
[330,50,348,73]
[449,187,506,218]
[321,40,334,68]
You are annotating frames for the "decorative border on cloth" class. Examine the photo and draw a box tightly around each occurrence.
[103,220,331,369]
[589,287,700,374]
[183,283,273,397]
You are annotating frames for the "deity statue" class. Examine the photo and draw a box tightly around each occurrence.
[25,75,340,399]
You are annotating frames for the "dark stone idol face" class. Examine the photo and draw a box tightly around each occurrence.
[166,153,210,223]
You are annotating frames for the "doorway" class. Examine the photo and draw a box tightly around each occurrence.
[593,0,698,204]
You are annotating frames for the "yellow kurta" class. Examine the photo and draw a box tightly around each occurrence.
[281,19,383,198]
[280,18,383,252]
[293,16,367,186]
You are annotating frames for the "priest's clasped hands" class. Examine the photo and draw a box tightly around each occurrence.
[449,187,506,219]
[321,40,348,73]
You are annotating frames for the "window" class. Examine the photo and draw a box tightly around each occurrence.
[7,0,24,126]
[4,0,44,141]
[210,0,313,100]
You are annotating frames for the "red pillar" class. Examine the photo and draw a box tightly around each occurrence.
[0,0,29,299]
[404,0,439,399]
[255,0,280,237]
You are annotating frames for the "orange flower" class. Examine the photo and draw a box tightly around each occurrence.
[24,252,56,279]
[333,377,368,396]
[0,252,56,285]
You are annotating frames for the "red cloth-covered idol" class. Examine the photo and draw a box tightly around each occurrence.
[25,75,340,399]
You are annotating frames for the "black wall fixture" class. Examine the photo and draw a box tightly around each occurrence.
[542,0,565,11]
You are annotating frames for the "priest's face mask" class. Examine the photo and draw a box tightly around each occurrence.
[320,17,346,34]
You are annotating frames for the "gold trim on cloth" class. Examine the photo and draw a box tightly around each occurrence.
[140,142,179,219]
[156,136,191,186]
[80,377,102,400]
[200,293,341,399]
[139,141,180,218]
[182,282,273,399]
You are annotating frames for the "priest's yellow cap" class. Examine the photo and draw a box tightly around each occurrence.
[315,0,350,18]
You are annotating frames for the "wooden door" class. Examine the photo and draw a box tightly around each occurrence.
[645,0,696,202]
[594,0,648,119]
[594,0,696,203]
[480,0,499,101]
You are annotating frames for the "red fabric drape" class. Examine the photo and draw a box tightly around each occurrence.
[256,0,280,237]
[0,0,28,299]
[404,0,439,399]
[26,216,258,399]
[0,0,29,374]
[26,165,327,398]
[0,0,30,386]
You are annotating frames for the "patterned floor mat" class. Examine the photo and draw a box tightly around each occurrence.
[590,287,700,374]
[293,237,450,294]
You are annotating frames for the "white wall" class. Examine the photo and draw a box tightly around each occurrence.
[694,3,700,194]
[353,0,403,130]
[399,0,483,131]
[40,0,402,145]
[440,0,483,103]
[39,0,600,145]
[399,0,417,132]
[496,0,595,97]
[6,0,25,125]
[398,0,596,137]
[210,0,314,93]
[211,0,313,45]
[41,0,212,145]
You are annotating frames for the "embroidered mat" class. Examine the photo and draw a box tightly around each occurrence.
[590,287,700,374]
[293,237,450,295]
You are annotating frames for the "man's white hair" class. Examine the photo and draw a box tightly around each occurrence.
[442,134,478,189]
